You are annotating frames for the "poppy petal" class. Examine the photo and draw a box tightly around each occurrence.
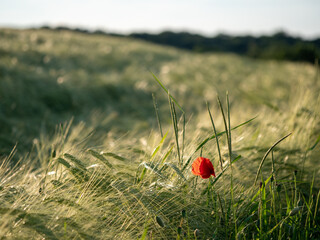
[191,157,215,178]
[191,157,202,175]
[200,172,212,179]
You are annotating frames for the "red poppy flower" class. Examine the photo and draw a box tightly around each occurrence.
[192,157,216,179]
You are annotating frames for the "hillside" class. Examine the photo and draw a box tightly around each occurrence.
[1,28,318,157]
[0,28,319,239]
[41,26,320,63]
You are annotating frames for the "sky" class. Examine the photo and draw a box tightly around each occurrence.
[0,0,319,39]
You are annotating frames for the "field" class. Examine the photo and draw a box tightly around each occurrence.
[0,28,319,239]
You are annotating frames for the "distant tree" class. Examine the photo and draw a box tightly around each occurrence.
[39,26,320,63]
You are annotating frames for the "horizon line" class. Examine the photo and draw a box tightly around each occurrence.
[1,23,319,41]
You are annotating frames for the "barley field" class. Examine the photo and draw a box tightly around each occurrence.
[0,28,319,239]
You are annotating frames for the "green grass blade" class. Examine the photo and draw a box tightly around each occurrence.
[251,175,273,202]
[160,145,174,165]
[139,168,147,182]
[271,151,277,183]
[218,93,237,238]
[253,133,292,185]
[308,134,320,151]
[181,113,186,164]
[260,182,267,230]
[152,93,163,138]
[264,216,289,236]
[151,72,184,113]
[182,116,256,172]
[169,94,181,166]
[226,92,232,158]
[207,101,223,171]
[196,116,257,153]
[313,190,320,225]
[139,222,149,240]
[217,96,231,164]
[151,131,168,161]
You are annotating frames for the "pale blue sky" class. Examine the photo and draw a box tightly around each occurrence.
[0,0,319,38]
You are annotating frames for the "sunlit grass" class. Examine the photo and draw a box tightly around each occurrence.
[0,28,319,239]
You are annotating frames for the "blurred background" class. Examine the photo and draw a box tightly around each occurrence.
[1,0,320,63]
[0,0,319,161]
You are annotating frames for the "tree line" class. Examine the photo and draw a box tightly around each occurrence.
[40,26,320,64]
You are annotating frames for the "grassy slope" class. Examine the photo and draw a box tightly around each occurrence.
[0,28,319,239]
[0,28,181,157]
